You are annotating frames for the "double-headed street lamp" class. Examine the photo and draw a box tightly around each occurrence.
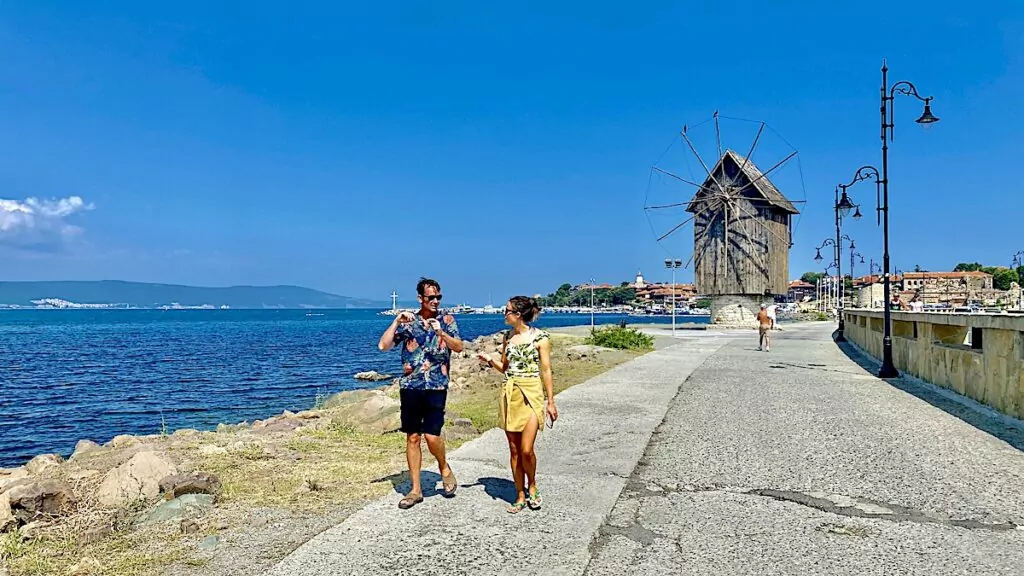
[665,259,682,335]
[833,61,938,377]
[851,252,865,280]
[815,234,855,341]
[874,59,939,377]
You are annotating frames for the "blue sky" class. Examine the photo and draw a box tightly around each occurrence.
[1,1,1021,304]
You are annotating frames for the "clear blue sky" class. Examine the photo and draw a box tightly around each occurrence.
[1,1,1021,304]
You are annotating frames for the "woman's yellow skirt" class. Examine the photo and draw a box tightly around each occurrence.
[499,376,545,432]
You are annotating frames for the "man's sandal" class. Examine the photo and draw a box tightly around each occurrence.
[398,493,423,510]
[527,488,542,510]
[441,467,457,497]
[507,500,528,514]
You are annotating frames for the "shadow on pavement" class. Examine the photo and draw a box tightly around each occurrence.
[459,477,517,504]
[834,338,1024,453]
[372,470,448,498]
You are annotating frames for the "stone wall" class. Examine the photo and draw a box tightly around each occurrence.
[711,295,767,326]
[844,309,1024,420]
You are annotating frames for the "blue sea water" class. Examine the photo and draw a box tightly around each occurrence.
[0,309,693,468]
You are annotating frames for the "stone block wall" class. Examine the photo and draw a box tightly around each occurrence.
[844,310,1024,421]
[711,295,768,327]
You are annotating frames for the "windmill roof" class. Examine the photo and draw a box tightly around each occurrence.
[686,149,799,215]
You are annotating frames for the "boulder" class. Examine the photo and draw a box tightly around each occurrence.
[327,390,401,434]
[0,493,17,532]
[0,467,29,492]
[25,454,64,476]
[354,370,392,382]
[106,435,138,449]
[322,389,379,410]
[136,493,215,526]
[71,440,103,460]
[159,472,222,500]
[171,428,200,439]
[4,479,76,522]
[95,451,178,507]
[567,344,607,360]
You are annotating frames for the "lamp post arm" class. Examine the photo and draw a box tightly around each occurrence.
[889,81,932,103]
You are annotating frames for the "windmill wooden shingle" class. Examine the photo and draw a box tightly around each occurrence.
[687,149,799,299]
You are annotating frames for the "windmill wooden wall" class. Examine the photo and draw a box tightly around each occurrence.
[688,150,798,297]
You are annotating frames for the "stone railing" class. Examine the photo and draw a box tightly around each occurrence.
[843,309,1024,420]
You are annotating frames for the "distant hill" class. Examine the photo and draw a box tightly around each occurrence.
[0,280,390,309]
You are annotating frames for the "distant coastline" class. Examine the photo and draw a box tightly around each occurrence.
[0,280,391,310]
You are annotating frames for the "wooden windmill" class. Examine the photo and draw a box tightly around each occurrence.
[645,113,802,324]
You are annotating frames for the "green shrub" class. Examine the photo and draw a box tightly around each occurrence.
[585,325,654,351]
[813,312,830,321]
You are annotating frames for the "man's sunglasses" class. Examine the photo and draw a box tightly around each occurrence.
[424,294,443,302]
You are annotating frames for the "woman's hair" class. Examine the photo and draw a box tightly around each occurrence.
[508,296,542,323]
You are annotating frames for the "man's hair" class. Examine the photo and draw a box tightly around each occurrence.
[416,277,441,296]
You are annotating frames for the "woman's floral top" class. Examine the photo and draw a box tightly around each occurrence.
[504,329,549,378]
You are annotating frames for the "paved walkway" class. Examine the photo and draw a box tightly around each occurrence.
[270,323,1024,576]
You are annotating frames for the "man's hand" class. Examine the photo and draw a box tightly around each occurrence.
[395,311,415,324]
[424,318,443,334]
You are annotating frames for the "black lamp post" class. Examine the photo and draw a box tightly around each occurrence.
[851,252,865,279]
[815,234,854,340]
[874,59,939,378]
[1013,251,1024,311]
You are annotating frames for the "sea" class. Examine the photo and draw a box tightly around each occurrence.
[0,309,696,468]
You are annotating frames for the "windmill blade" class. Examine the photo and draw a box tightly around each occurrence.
[680,128,728,197]
[731,200,770,273]
[733,150,798,199]
[649,166,718,197]
[714,110,723,160]
[655,213,697,243]
[731,199,793,248]
[737,122,765,175]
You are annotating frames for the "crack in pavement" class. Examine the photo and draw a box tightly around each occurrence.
[620,479,1020,533]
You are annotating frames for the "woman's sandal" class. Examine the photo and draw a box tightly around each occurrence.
[507,500,528,514]
[527,488,542,510]
[398,493,423,510]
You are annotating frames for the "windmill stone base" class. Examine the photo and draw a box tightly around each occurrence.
[710,295,770,327]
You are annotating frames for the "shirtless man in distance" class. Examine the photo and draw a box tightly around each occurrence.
[756,304,772,352]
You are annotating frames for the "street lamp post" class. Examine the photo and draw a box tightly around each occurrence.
[589,278,596,331]
[1012,252,1024,310]
[876,58,939,378]
[665,259,682,336]
[814,234,854,340]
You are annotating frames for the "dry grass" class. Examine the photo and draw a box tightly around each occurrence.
[1,332,644,576]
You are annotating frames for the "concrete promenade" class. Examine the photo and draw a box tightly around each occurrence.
[270,323,1024,576]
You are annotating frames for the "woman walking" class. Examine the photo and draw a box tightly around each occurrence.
[478,296,558,513]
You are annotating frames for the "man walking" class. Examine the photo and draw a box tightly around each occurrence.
[378,277,464,509]
[756,303,772,352]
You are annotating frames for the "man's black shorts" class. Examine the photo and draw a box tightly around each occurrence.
[399,388,447,436]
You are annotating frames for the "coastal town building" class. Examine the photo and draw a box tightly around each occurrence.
[634,282,697,306]
[902,271,993,291]
[787,280,815,302]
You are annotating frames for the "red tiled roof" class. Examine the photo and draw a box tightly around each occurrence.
[788,280,814,288]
